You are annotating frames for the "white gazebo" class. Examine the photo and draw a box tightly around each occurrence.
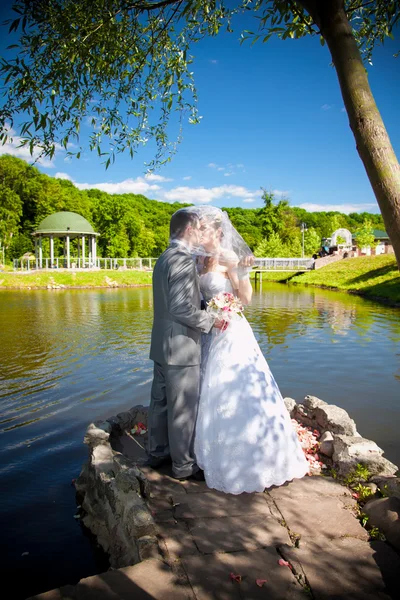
[32,211,99,268]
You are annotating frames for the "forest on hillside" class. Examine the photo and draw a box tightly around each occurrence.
[0,155,385,261]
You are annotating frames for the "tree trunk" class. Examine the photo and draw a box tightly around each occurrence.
[299,0,400,269]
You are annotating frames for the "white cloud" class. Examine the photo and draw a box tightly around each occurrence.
[210,59,218,64]
[55,172,73,180]
[164,184,259,204]
[182,176,192,180]
[299,202,377,214]
[0,125,57,168]
[321,104,333,111]
[75,177,161,195]
[208,162,218,168]
[272,189,290,197]
[243,198,256,203]
[144,173,172,182]
[217,167,224,171]
[224,172,233,177]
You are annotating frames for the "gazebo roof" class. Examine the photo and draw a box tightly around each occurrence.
[33,211,98,237]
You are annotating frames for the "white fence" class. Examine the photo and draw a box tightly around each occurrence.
[13,256,314,272]
[254,258,314,271]
[13,257,157,271]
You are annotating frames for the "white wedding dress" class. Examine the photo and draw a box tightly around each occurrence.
[195,272,309,494]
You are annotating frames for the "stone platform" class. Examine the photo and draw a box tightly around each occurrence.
[29,429,400,600]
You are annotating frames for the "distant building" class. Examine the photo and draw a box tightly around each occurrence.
[352,229,393,256]
[321,228,393,258]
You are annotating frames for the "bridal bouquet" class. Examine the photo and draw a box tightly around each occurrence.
[207,292,244,327]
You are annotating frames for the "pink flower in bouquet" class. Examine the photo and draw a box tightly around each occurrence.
[207,292,244,326]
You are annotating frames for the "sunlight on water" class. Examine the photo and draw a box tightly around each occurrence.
[0,284,399,599]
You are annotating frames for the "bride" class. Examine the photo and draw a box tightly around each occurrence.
[194,206,309,494]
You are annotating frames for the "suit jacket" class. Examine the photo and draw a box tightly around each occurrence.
[149,243,214,366]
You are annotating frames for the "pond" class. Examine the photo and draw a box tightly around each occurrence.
[1,284,399,599]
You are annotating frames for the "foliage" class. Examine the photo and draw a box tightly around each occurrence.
[303,227,321,256]
[0,1,398,167]
[290,255,400,303]
[354,219,377,250]
[0,156,391,267]
[352,483,374,503]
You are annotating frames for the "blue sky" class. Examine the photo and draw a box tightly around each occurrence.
[1,3,399,213]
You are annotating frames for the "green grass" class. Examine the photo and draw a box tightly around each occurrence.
[289,255,400,304]
[0,269,153,289]
[249,270,296,282]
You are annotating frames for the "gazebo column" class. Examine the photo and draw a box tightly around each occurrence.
[50,235,54,268]
[34,237,38,270]
[66,234,70,269]
[39,236,43,269]
[93,236,97,267]
[82,235,85,268]
[77,237,80,268]
[88,235,93,267]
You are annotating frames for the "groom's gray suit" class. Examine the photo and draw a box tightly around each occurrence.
[148,240,214,478]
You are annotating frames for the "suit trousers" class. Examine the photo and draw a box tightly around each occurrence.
[147,361,200,478]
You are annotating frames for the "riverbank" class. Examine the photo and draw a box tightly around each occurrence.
[288,256,400,305]
[30,399,400,599]
[2,256,399,305]
[0,270,153,289]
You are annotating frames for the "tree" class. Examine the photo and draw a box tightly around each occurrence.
[1,1,399,267]
[0,184,23,260]
[303,226,321,255]
[354,218,376,250]
[254,231,284,257]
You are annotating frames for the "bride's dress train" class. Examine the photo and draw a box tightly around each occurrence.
[194,272,309,494]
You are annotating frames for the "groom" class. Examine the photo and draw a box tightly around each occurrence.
[146,208,218,480]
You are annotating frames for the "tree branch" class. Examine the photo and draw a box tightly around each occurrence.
[289,0,319,35]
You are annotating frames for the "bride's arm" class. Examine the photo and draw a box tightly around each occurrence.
[227,262,253,305]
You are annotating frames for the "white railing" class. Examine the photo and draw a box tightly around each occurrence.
[13,257,157,271]
[253,257,314,271]
[13,256,313,272]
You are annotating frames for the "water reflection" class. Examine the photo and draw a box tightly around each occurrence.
[0,284,399,599]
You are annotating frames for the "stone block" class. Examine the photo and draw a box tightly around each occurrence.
[319,431,334,457]
[157,520,199,557]
[267,475,352,500]
[315,404,357,435]
[182,548,304,600]
[303,395,327,410]
[370,475,400,499]
[332,435,398,477]
[174,490,270,519]
[283,397,297,417]
[188,514,290,554]
[84,424,110,446]
[74,558,193,599]
[276,494,368,541]
[364,497,400,552]
[280,537,400,600]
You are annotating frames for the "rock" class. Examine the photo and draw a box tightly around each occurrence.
[283,397,297,416]
[370,476,400,499]
[84,424,110,446]
[364,483,378,494]
[315,404,357,436]
[319,431,334,457]
[364,497,400,551]
[92,444,115,476]
[303,395,327,410]
[116,411,133,430]
[332,435,398,477]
